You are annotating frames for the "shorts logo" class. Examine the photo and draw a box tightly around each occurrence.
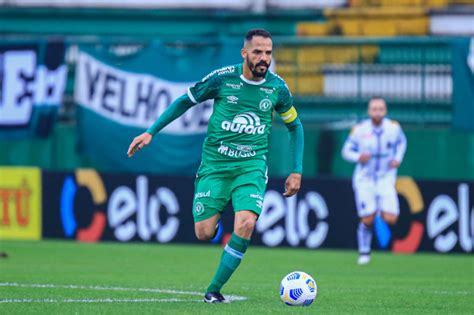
[194,202,204,216]
[221,112,266,135]
[250,193,264,200]
[259,98,272,112]
[250,193,264,209]
[194,190,211,199]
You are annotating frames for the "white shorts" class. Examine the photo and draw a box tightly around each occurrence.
[353,179,399,218]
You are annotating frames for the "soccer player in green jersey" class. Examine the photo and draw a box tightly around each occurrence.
[127,29,304,303]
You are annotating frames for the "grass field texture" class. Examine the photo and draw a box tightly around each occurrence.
[0,240,473,314]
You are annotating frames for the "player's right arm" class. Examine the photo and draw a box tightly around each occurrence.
[127,71,221,157]
[127,94,195,157]
[342,125,365,163]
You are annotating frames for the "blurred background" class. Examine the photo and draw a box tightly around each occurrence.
[0,0,473,253]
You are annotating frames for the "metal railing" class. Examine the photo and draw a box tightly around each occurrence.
[273,36,454,126]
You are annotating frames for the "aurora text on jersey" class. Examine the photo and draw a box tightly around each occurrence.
[147,63,304,173]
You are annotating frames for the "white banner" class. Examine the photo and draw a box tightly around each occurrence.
[0,50,67,126]
[74,51,211,134]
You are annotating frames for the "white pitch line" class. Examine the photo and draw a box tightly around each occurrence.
[332,287,473,297]
[0,298,202,303]
[0,282,247,302]
[0,282,202,296]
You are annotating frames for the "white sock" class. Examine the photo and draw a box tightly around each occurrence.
[357,222,372,255]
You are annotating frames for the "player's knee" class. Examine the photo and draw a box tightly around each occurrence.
[383,213,398,225]
[236,217,256,234]
[195,226,215,241]
[361,214,375,226]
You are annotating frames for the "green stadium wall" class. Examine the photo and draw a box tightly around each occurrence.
[1,123,473,180]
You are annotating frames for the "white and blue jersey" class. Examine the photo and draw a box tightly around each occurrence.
[342,118,407,217]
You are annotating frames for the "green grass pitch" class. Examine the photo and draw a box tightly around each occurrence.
[0,240,472,314]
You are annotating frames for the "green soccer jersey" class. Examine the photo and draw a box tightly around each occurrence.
[187,63,295,164]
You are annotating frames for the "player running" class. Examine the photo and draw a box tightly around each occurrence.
[127,29,304,303]
[342,97,407,265]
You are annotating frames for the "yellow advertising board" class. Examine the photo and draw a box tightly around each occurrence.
[0,167,41,240]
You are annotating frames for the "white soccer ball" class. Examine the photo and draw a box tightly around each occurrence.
[280,271,317,306]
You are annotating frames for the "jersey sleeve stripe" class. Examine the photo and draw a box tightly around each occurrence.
[187,87,198,104]
[280,106,298,124]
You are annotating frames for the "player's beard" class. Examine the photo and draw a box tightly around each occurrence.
[247,57,270,78]
[371,116,384,126]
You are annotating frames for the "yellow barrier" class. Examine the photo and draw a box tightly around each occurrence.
[0,167,42,240]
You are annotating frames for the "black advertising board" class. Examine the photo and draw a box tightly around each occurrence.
[42,170,473,253]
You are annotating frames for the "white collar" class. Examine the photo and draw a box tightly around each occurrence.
[240,74,266,85]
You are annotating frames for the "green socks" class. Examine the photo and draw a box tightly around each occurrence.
[206,233,250,293]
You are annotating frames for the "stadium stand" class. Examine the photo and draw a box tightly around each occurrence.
[279,0,474,125]
[0,0,473,179]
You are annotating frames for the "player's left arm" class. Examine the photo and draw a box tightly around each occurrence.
[391,121,407,168]
[275,85,304,197]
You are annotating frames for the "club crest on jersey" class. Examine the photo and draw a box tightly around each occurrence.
[221,112,266,134]
[259,98,272,112]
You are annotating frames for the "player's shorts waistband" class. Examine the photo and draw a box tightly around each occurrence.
[197,158,267,177]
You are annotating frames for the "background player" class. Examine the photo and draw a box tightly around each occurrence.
[127,29,304,302]
[342,97,406,265]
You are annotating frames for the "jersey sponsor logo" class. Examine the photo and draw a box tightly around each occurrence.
[227,95,239,104]
[221,112,266,135]
[259,98,272,112]
[194,190,211,199]
[233,143,254,152]
[226,83,242,90]
[202,65,236,82]
[217,142,257,158]
[259,87,275,95]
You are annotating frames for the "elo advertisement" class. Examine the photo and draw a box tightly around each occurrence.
[41,169,473,253]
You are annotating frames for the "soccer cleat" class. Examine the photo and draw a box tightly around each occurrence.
[204,292,228,303]
[357,254,371,265]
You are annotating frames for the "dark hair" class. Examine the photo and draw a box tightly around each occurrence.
[245,29,272,44]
